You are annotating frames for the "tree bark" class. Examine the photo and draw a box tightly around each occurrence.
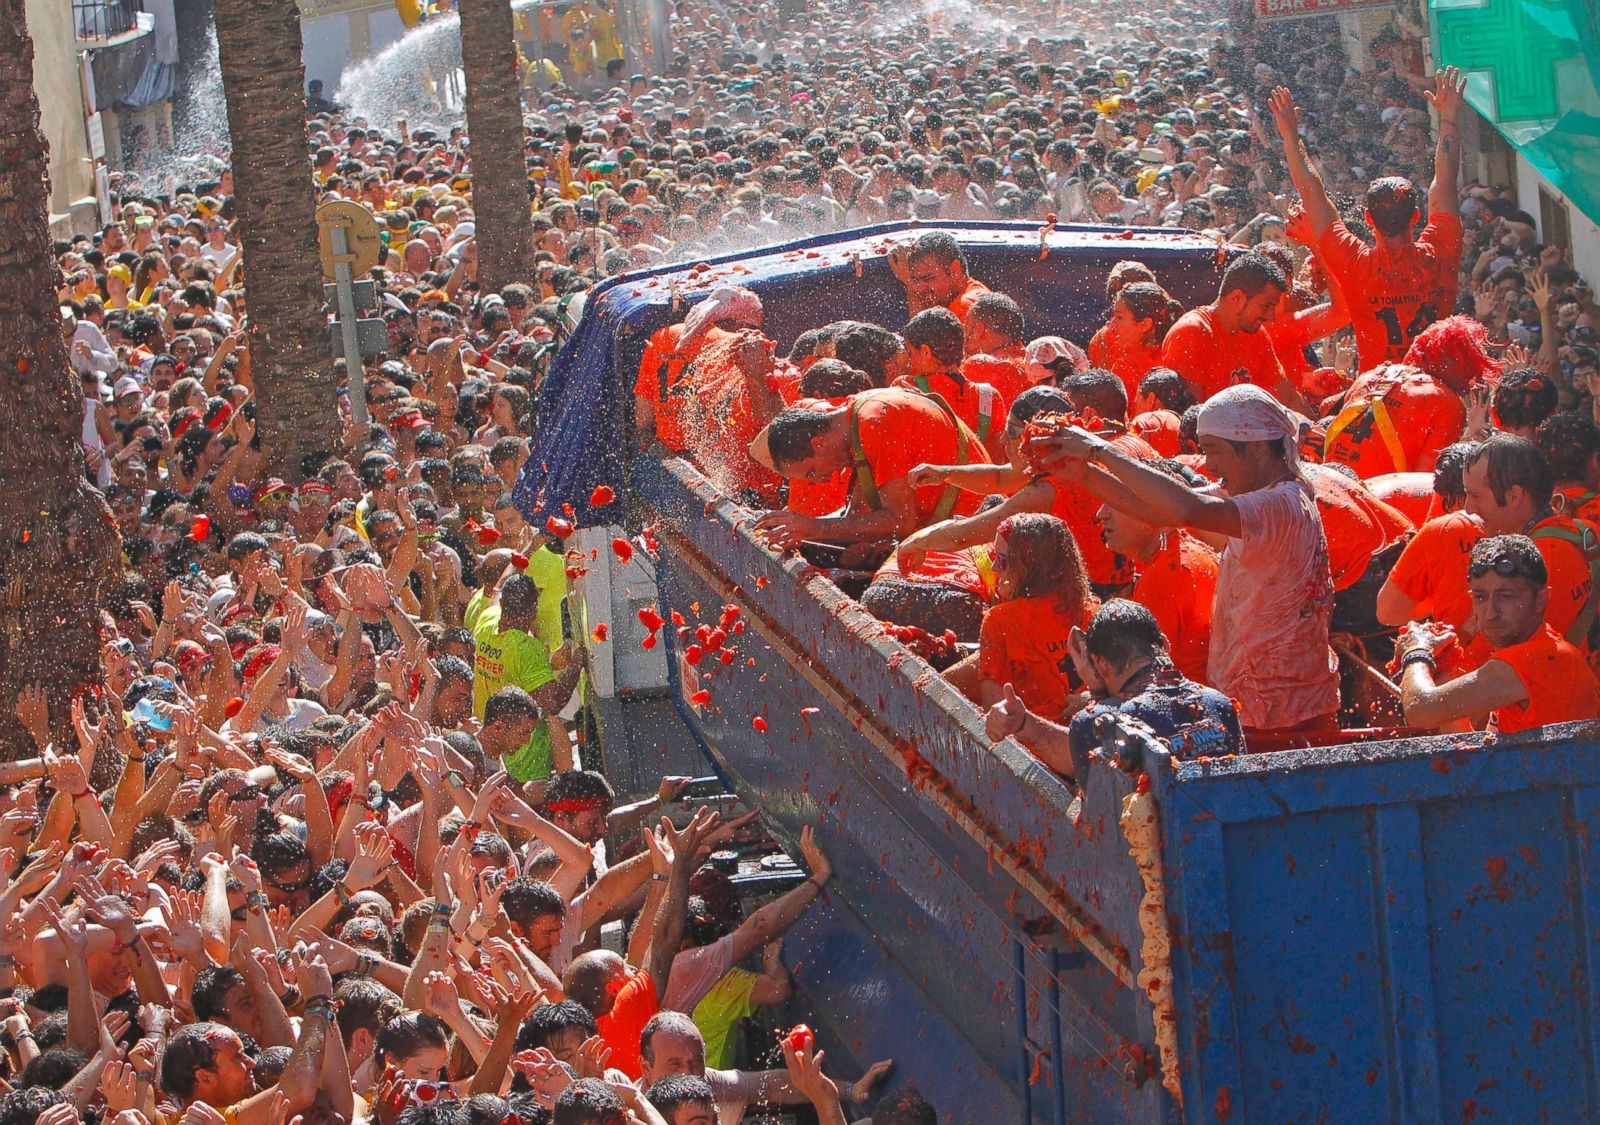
[459,0,535,293]
[0,0,121,759]
[213,0,334,480]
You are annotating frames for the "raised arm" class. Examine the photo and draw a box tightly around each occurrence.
[1032,428,1243,539]
[1424,67,1467,217]
[1267,87,1339,238]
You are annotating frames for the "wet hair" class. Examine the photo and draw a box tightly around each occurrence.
[553,1078,626,1125]
[1365,176,1421,237]
[1403,315,1502,395]
[1493,368,1559,432]
[161,1023,235,1100]
[639,1011,702,1063]
[967,292,1026,342]
[251,1045,292,1088]
[17,1047,88,1090]
[765,406,836,470]
[501,877,566,926]
[1005,385,1074,434]
[541,769,614,810]
[515,1001,599,1052]
[483,686,541,728]
[1136,367,1196,414]
[1466,433,1554,507]
[1115,282,1181,344]
[996,512,1094,612]
[1470,533,1548,587]
[255,831,311,881]
[1083,598,1169,668]
[799,359,872,398]
[1536,412,1600,489]
[192,966,246,1022]
[830,322,903,383]
[0,1088,68,1124]
[500,574,539,618]
[334,977,404,1047]
[1060,367,1129,422]
[1106,260,1157,300]
[907,230,966,270]
[645,1074,716,1115]
[1218,252,1287,300]
[373,1012,449,1070]
[902,307,965,367]
[1433,441,1479,508]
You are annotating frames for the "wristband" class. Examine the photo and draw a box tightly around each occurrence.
[278,985,302,1007]
[135,1069,155,1084]
[356,952,377,975]
[651,874,670,883]
[305,1001,338,1022]
[334,883,351,906]
[69,788,93,801]
[1400,649,1437,671]
[247,892,269,909]
[445,770,465,788]
[14,1031,34,1041]
[303,993,334,1008]
[431,899,453,917]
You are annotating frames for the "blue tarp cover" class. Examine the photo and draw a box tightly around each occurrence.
[512,220,1227,527]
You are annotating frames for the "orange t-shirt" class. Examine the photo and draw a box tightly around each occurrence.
[680,334,789,503]
[1487,624,1600,734]
[978,594,1093,719]
[1386,511,1483,629]
[634,323,689,449]
[595,969,658,1079]
[1128,409,1181,457]
[1317,212,1463,369]
[1312,468,1415,592]
[948,276,992,329]
[1323,365,1465,478]
[785,395,851,517]
[891,371,1006,450]
[963,352,1032,405]
[1130,531,1218,683]
[1088,325,1164,400]
[1527,514,1600,645]
[1159,304,1286,402]
[1040,431,1157,588]
[849,388,992,524]
[1365,472,1439,528]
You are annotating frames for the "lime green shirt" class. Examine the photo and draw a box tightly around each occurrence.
[466,593,555,780]
[693,969,760,1070]
[523,544,568,652]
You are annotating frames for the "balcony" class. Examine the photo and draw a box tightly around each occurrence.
[73,0,143,42]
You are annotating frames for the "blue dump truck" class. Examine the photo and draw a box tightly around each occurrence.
[514,223,1600,1122]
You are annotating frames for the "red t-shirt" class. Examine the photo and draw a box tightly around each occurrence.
[979,594,1094,719]
[1489,624,1600,734]
[1365,472,1439,528]
[1386,511,1483,629]
[850,388,992,524]
[1323,365,1464,478]
[1311,468,1415,592]
[1317,212,1463,369]
[596,970,658,1079]
[1160,304,1286,402]
[963,352,1031,405]
[1128,409,1181,457]
[891,371,1006,450]
[1088,325,1164,400]
[948,276,991,329]
[1131,531,1218,683]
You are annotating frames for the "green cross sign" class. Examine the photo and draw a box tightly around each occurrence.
[1432,0,1582,122]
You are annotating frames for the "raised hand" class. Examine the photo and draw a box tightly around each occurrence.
[421,970,462,1019]
[797,824,832,885]
[345,822,395,892]
[575,1034,612,1079]
[1267,86,1300,143]
[1424,65,1466,123]
[15,684,49,748]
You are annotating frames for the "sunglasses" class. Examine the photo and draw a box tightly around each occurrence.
[1469,554,1535,581]
[266,873,312,893]
[260,490,292,503]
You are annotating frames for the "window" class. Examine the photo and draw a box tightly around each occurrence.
[1540,185,1571,251]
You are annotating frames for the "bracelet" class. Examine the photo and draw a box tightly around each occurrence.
[303,993,334,1009]
[14,1031,33,1041]
[651,874,669,883]
[247,892,269,910]
[1400,649,1437,671]
[431,899,453,917]
[69,788,93,801]
[134,1069,155,1084]
[334,883,351,906]
[445,769,465,787]
[356,952,377,975]
[305,1001,338,1022]
[278,985,302,1007]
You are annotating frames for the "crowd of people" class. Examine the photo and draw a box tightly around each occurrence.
[24,0,1600,1121]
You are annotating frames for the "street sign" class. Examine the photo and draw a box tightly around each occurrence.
[329,318,388,359]
[314,199,382,282]
[324,280,376,310]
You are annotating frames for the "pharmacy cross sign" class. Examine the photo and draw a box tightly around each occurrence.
[1431,0,1584,123]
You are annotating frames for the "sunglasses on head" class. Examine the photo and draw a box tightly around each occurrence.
[1469,553,1534,581]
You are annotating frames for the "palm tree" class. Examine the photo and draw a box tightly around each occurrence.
[458,0,535,293]
[0,0,121,759]
[213,0,334,478]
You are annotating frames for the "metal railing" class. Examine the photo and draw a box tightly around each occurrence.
[73,0,142,40]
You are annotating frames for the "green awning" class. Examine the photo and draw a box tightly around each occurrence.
[1431,0,1600,224]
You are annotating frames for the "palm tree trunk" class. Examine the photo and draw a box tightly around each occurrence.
[459,0,535,293]
[213,0,333,479]
[0,0,121,759]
